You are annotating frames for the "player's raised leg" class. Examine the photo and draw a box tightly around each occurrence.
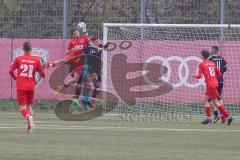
[46,59,66,69]
[55,71,81,96]
[55,64,85,96]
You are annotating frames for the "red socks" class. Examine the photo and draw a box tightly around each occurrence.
[21,108,32,129]
[21,108,29,119]
[205,106,211,118]
[218,105,229,119]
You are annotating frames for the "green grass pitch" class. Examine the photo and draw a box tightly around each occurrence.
[0,112,240,160]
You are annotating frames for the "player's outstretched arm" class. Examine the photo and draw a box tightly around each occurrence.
[103,42,110,49]
[89,41,103,52]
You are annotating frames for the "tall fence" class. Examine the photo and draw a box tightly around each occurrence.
[0,0,240,39]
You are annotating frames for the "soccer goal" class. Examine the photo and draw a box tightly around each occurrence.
[102,23,240,121]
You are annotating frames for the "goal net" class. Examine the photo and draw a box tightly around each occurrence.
[102,23,240,121]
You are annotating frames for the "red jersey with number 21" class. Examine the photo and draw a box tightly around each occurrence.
[196,59,222,88]
[9,53,45,91]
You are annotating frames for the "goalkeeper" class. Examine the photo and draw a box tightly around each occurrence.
[207,46,228,123]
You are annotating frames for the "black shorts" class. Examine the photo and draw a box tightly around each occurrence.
[89,66,101,82]
[77,70,91,85]
[216,83,224,100]
[97,73,101,82]
[218,83,224,96]
[77,73,83,84]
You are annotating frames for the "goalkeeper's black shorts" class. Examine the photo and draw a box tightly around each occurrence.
[217,83,224,100]
[218,83,224,96]
[89,65,102,82]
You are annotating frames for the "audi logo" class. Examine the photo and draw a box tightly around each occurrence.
[143,56,205,88]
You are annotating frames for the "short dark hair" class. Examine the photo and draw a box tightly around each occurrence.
[70,28,78,35]
[211,46,219,51]
[201,50,209,59]
[23,42,32,52]
[91,36,99,41]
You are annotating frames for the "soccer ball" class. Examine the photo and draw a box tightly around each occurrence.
[77,22,86,31]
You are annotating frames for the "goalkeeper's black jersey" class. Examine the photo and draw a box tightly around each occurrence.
[83,44,102,59]
[83,45,102,73]
[208,55,227,83]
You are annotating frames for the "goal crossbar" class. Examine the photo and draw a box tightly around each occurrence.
[104,23,240,28]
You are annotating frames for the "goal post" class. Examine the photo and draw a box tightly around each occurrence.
[102,23,240,121]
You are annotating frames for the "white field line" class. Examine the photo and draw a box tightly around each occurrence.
[1,113,240,121]
[0,113,55,115]
[0,124,240,132]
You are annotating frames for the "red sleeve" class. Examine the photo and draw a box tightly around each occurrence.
[215,65,222,78]
[9,58,18,80]
[195,63,203,79]
[68,41,73,50]
[37,60,45,78]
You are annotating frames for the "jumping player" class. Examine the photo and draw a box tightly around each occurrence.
[193,50,233,125]
[9,42,45,133]
[46,28,102,95]
[72,36,109,108]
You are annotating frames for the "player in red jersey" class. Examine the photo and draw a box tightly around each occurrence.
[193,50,233,125]
[46,28,102,95]
[9,42,45,133]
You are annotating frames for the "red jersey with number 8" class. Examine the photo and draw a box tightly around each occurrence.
[9,53,45,91]
[196,59,222,88]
